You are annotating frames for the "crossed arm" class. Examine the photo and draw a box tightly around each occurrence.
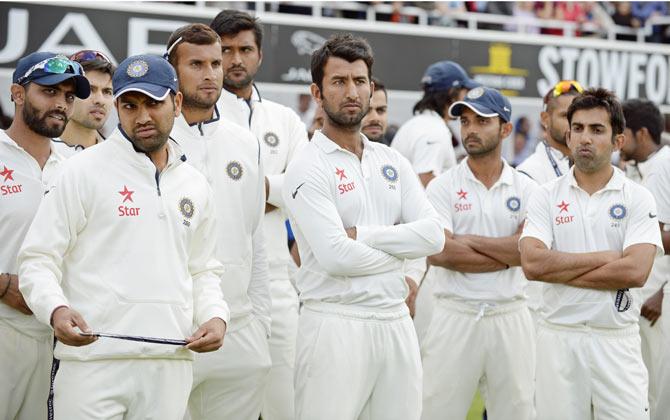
[519,237,657,289]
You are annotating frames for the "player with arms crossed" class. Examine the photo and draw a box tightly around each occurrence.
[520,88,663,420]
[283,34,444,420]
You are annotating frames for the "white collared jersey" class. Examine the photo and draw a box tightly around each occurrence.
[516,142,570,185]
[0,131,65,338]
[645,151,670,296]
[18,129,229,361]
[282,131,444,309]
[426,158,537,303]
[218,88,308,278]
[624,146,670,303]
[391,110,457,176]
[52,138,84,158]
[170,111,270,332]
[521,167,664,328]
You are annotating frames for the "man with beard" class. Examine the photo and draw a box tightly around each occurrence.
[283,34,444,420]
[17,54,229,420]
[516,80,582,322]
[56,50,116,156]
[210,10,308,420]
[422,87,536,420]
[0,51,89,420]
[165,23,272,420]
[361,77,389,144]
[619,99,670,418]
[520,88,662,420]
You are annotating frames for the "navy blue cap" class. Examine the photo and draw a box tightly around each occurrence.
[113,54,178,100]
[13,52,90,99]
[448,86,512,123]
[421,60,479,92]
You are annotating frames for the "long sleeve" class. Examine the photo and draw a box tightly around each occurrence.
[190,185,230,327]
[283,160,402,277]
[248,153,271,336]
[266,114,309,208]
[18,168,84,327]
[356,156,445,259]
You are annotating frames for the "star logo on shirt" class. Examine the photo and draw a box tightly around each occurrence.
[557,200,570,213]
[0,165,14,182]
[119,185,135,203]
[335,167,347,181]
[457,189,468,200]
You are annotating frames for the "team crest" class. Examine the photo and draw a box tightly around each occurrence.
[467,87,485,99]
[609,204,627,220]
[263,132,280,148]
[381,164,398,182]
[226,161,243,180]
[126,60,149,78]
[506,196,521,212]
[179,198,194,219]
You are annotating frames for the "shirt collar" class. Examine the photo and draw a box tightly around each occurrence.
[114,125,186,167]
[462,157,515,187]
[636,145,669,179]
[1,129,66,162]
[312,130,371,155]
[568,165,626,192]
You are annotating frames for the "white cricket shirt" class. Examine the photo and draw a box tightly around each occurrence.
[391,110,457,177]
[0,131,65,338]
[218,87,308,280]
[521,166,664,328]
[18,129,230,361]
[170,110,270,333]
[645,151,670,296]
[516,141,570,185]
[282,131,444,309]
[426,158,537,303]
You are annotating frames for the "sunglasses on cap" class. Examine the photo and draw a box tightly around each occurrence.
[70,50,112,64]
[552,80,584,98]
[16,56,83,85]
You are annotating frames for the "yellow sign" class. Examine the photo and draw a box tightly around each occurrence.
[471,43,528,76]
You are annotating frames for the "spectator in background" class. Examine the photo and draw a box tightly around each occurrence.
[505,2,540,34]
[512,116,533,166]
[581,2,615,38]
[432,1,466,27]
[632,1,668,42]
[612,2,641,41]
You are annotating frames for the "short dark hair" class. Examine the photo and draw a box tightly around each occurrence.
[79,59,115,78]
[167,23,221,67]
[311,33,374,90]
[371,77,387,100]
[622,99,663,145]
[413,88,461,118]
[567,88,625,136]
[210,9,263,50]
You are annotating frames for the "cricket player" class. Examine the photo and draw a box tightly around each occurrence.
[283,33,444,420]
[55,50,115,156]
[422,86,536,420]
[17,54,229,420]
[516,80,582,321]
[520,88,663,420]
[165,23,272,420]
[210,10,309,420]
[0,51,89,420]
[620,99,670,416]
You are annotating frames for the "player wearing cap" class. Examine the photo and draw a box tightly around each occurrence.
[516,80,582,322]
[17,54,229,420]
[55,50,116,156]
[164,24,272,420]
[209,10,308,420]
[421,87,536,420]
[283,33,444,420]
[520,88,663,420]
[0,51,89,420]
[618,99,670,417]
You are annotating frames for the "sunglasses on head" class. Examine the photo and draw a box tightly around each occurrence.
[17,56,83,85]
[552,80,584,98]
[70,50,112,64]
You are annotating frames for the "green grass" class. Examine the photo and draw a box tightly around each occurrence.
[466,391,485,420]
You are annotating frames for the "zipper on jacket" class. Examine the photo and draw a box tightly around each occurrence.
[198,122,204,136]
[154,169,161,196]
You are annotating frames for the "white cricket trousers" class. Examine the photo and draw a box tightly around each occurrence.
[188,317,272,420]
[535,321,649,420]
[295,302,422,420]
[262,278,299,420]
[0,320,52,420]
[421,298,535,420]
[52,358,192,420]
[413,273,436,345]
[640,314,664,418]
[651,294,670,420]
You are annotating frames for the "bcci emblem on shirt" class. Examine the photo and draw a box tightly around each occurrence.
[506,196,521,213]
[226,161,244,181]
[179,197,194,227]
[264,132,280,154]
[609,203,627,227]
[381,164,398,190]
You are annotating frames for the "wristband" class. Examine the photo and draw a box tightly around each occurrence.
[0,274,11,299]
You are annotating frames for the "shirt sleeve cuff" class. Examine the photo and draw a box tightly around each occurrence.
[197,304,230,328]
[38,295,70,327]
[266,174,284,208]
